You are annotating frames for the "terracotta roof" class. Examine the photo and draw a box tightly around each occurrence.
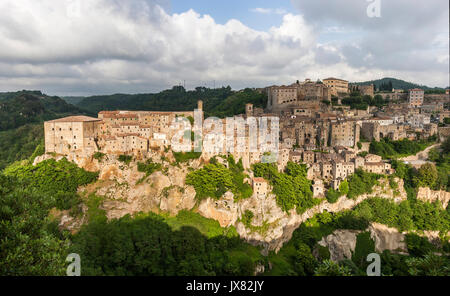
[46,116,102,123]
[99,111,119,114]
[253,177,268,183]
[117,114,138,118]
[323,77,348,82]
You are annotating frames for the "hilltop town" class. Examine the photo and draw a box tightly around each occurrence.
[43,77,450,199]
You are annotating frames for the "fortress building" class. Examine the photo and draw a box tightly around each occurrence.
[44,101,201,157]
[44,116,102,156]
[266,79,330,114]
[322,77,349,97]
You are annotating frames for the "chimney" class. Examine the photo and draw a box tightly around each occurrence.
[197,100,203,111]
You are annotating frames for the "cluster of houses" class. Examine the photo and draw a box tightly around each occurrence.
[44,77,449,199]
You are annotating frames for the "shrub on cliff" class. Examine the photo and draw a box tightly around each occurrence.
[252,162,318,214]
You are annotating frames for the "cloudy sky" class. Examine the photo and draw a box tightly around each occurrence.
[0,0,448,96]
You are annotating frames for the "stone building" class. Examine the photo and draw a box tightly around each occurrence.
[349,84,374,97]
[332,161,355,180]
[330,120,360,148]
[253,177,269,196]
[323,77,349,96]
[296,79,331,101]
[266,85,298,112]
[408,89,424,107]
[361,122,407,142]
[313,179,325,198]
[44,115,102,156]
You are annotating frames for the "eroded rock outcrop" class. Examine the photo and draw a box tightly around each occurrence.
[368,223,408,254]
[198,192,239,227]
[318,230,360,261]
[417,187,450,209]
[233,177,408,253]
[318,222,448,262]
[37,154,447,255]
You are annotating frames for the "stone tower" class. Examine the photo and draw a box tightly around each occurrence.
[197,100,203,111]
[246,103,253,117]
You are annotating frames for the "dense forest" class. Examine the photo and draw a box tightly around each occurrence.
[0,91,90,170]
[71,86,267,117]
[0,92,89,131]
[340,93,388,110]
[0,157,264,276]
[352,77,433,91]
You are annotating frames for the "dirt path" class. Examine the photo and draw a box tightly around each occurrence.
[400,143,440,162]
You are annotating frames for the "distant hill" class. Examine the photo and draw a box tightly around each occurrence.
[0,91,93,170]
[73,86,267,118]
[351,77,441,91]
[0,90,44,101]
[62,96,85,106]
[0,91,92,132]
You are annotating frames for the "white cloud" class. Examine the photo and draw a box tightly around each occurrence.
[251,8,287,15]
[0,0,447,96]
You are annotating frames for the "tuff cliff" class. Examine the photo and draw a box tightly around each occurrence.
[318,223,449,262]
[36,153,446,254]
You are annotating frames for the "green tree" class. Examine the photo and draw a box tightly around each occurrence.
[314,260,352,276]
[414,163,438,188]
[339,180,349,195]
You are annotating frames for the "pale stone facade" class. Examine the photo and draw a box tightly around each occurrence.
[408,89,424,107]
[253,177,268,196]
[349,84,374,97]
[44,116,102,156]
[330,120,360,148]
[323,77,349,96]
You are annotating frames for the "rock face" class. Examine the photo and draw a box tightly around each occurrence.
[198,192,239,227]
[417,187,450,209]
[50,154,198,223]
[318,222,449,262]
[318,230,360,261]
[233,177,408,253]
[36,154,447,255]
[319,223,408,262]
[368,223,407,254]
